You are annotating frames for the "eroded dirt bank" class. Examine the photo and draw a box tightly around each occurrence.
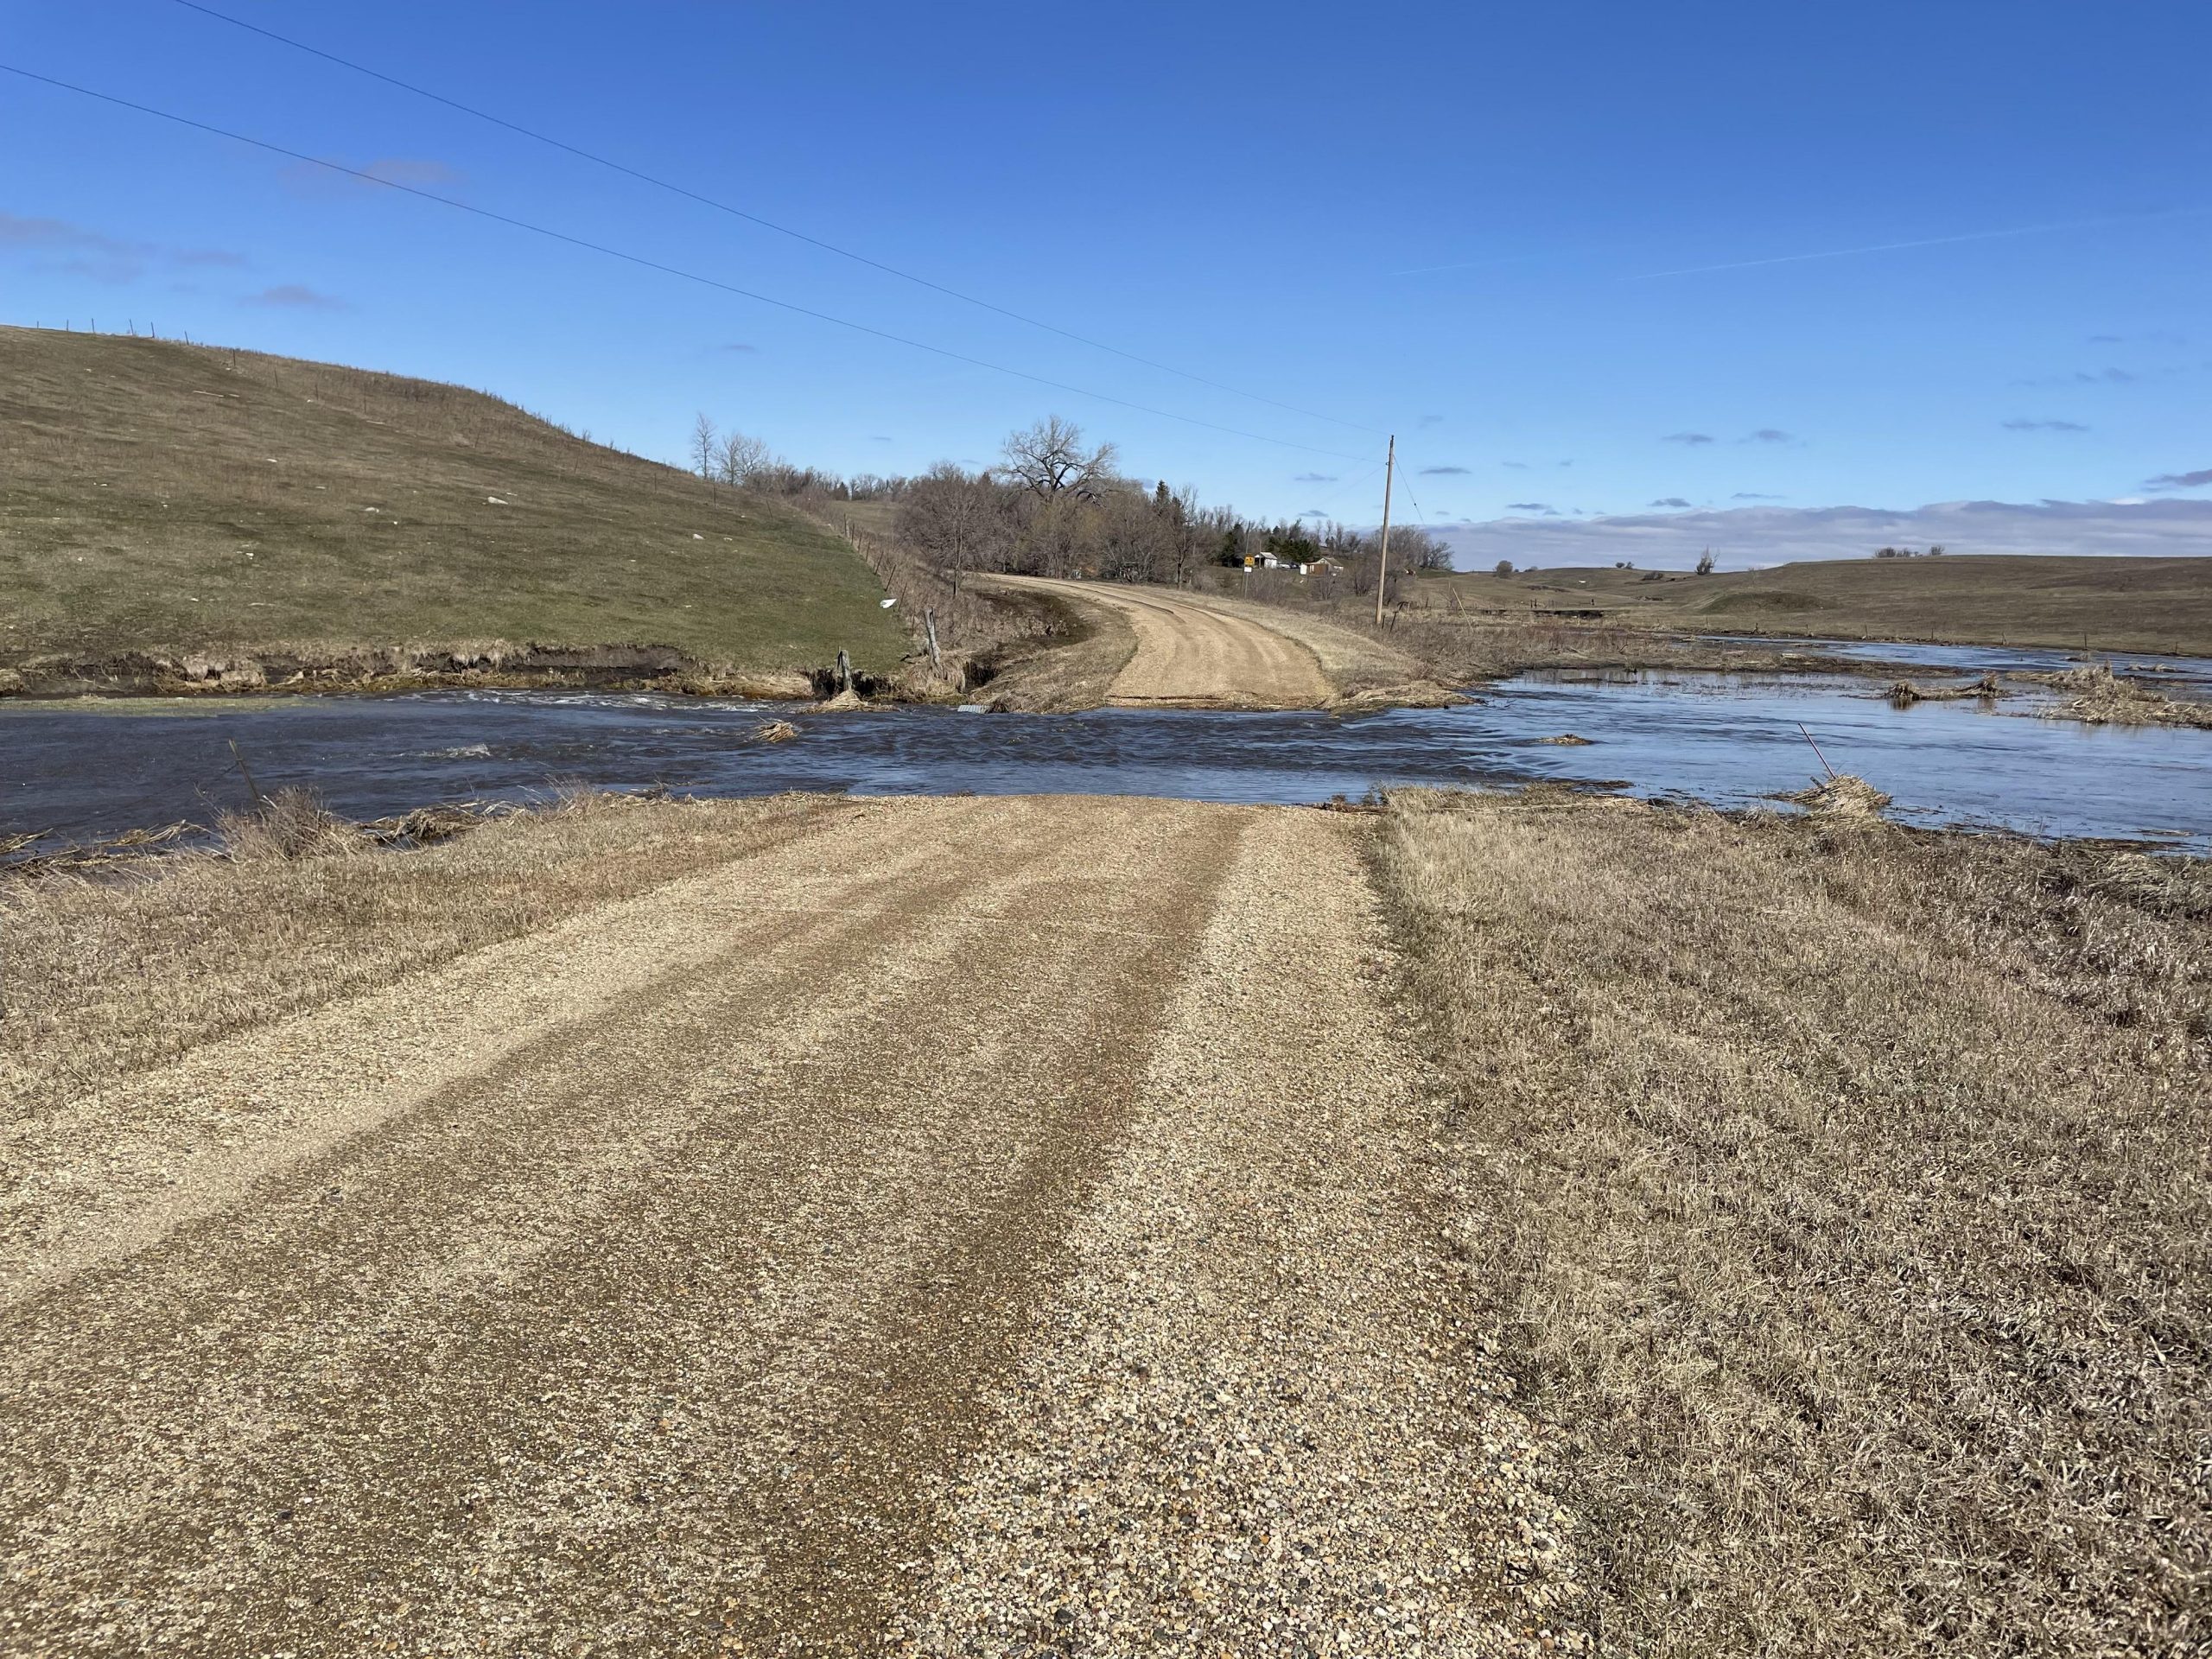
[0,794,1576,1656]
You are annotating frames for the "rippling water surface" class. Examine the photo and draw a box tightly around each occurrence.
[3,649,2206,851]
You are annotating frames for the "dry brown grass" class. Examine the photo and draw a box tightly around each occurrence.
[2036,662,2212,729]
[212,785,363,861]
[817,517,1051,696]
[1425,556,2212,658]
[1784,772,1895,816]
[1220,581,1860,684]
[1373,789,2210,1656]
[0,791,852,1112]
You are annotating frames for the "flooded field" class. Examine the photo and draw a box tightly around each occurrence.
[1703,632,2212,692]
[5,652,2205,852]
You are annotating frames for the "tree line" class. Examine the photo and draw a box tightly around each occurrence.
[686,411,1449,591]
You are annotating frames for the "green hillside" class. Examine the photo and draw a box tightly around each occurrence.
[0,326,905,687]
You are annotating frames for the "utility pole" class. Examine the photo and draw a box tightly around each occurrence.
[1374,434,1396,626]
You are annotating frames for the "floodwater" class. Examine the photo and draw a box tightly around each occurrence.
[1704,632,2212,696]
[3,652,2207,851]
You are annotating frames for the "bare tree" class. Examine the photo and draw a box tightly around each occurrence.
[716,430,772,487]
[899,464,1005,601]
[1383,525,1450,574]
[1494,559,1516,576]
[1409,529,1454,571]
[690,412,718,480]
[999,415,1118,500]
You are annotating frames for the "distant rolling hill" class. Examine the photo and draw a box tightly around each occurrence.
[0,327,906,692]
[1427,553,2212,657]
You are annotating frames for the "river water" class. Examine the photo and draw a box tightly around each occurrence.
[4,648,2206,852]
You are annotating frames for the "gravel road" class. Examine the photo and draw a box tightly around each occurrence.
[989,578,1336,709]
[0,796,1577,1656]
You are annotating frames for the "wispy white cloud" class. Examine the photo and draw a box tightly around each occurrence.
[0,211,243,282]
[245,283,346,309]
[2146,466,2212,489]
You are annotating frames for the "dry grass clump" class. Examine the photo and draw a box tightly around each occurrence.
[755,718,799,742]
[0,792,851,1111]
[1784,772,1893,816]
[1372,789,2209,1656]
[2037,660,2212,729]
[213,786,361,860]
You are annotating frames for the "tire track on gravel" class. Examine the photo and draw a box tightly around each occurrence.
[0,795,1251,1656]
[992,577,1334,709]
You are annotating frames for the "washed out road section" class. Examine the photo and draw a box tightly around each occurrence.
[0,795,1569,1656]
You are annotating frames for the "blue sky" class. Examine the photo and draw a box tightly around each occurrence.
[3,0,2208,559]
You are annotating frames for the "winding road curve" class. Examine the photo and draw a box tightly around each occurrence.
[0,796,1567,1656]
[992,576,1337,709]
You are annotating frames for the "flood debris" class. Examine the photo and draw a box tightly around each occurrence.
[1885,672,2002,704]
[2032,661,2212,728]
[1325,679,1476,712]
[754,719,798,743]
[1784,772,1892,817]
[1538,732,1595,746]
[1,821,198,879]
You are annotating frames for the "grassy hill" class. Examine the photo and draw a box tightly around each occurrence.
[0,327,906,690]
[1425,554,2212,657]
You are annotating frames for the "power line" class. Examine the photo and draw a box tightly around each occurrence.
[0,63,1374,465]
[1397,473,1434,526]
[162,0,1383,437]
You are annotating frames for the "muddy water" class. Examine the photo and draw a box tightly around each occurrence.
[3,658,2206,851]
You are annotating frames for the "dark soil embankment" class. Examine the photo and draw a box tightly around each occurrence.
[5,642,821,700]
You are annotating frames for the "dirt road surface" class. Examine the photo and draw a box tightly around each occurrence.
[0,797,1573,1656]
[988,577,1336,709]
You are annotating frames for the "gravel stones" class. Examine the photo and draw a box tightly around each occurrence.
[892,810,1586,1656]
